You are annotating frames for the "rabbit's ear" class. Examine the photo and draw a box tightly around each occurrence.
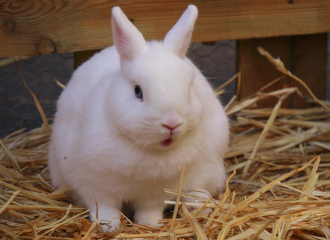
[111,7,148,62]
[163,5,198,59]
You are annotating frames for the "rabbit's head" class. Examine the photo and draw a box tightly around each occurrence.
[108,5,204,150]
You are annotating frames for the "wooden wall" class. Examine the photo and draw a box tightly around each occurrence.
[0,0,329,108]
[0,0,330,57]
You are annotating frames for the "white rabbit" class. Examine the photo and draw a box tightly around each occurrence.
[48,5,229,232]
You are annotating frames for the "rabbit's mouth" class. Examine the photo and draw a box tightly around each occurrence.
[161,138,173,147]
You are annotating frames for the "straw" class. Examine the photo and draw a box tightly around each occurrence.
[170,165,185,240]
[0,47,329,239]
[14,60,51,136]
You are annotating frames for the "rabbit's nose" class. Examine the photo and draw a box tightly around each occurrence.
[162,124,178,131]
[161,114,183,131]
[162,124,180,137]
[162,120,182,131]
[162,117,181,129]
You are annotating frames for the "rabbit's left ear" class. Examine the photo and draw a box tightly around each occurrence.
[111,7,148,62]
[163,5,198,59]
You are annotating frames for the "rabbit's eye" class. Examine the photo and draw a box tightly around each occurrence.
[134,85,143,99]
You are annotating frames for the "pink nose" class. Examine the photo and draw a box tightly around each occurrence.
[162,124,178,131]
[162,119,181,130]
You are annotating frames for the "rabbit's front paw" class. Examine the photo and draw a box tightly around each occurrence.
[182,191,213,215]
[90,205,121,232]
[100,217,121,232]
[134,206,163,226]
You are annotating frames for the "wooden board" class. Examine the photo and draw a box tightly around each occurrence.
[1,0,330,57]
[237,33,327,108]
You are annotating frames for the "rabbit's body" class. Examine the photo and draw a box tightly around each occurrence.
[48,5,229,232]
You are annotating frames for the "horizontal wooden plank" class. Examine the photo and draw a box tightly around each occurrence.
[0,0,330,57]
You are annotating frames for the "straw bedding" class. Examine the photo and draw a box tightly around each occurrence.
[0,48,329,239]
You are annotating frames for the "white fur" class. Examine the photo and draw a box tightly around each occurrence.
[48,5,229,232]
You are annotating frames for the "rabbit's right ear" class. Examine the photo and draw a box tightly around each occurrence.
[111,7,148,62]
[163,5,198,59]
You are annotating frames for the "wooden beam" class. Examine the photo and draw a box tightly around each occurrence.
[1,1,330,57]
[237,33,327,108]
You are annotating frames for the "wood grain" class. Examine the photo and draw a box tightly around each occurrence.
[237,33,327,108]
[1,0,330,57]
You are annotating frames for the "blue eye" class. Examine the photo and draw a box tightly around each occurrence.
[135,85,143,99]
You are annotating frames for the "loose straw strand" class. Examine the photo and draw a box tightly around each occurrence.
[170,165,185,240]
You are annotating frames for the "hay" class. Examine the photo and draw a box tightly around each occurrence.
[0,49,330,239]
